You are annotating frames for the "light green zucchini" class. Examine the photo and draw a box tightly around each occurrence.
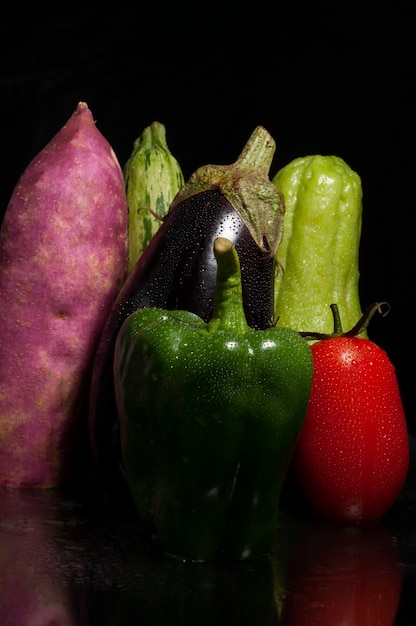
[124,121,185,273]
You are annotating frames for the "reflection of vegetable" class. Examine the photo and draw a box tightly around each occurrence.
[0,102,127,487]
[124,121,184,273]
[113,557,278,625]
[281,520,403,626]
[294,304,409,523]
[0,489,79,625]
[90,126,284,499]
[273,155,366,337]
[114,238,313,561]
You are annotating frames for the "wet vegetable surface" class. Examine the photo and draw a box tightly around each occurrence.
[295,304,409,523]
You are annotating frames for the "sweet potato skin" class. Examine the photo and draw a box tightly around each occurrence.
[0,102,127,487]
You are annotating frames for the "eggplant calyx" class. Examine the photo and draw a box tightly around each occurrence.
[170,126,285,258]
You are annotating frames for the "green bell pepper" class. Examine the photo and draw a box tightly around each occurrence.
[114,237,313,562]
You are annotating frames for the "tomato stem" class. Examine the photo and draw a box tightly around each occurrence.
[300,301,391,341]
[330,303,343,334]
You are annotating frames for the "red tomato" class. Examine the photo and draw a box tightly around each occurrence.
[294,335,409,523]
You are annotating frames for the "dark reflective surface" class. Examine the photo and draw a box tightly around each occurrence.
[0,443,415,626]
[280,519,404,625]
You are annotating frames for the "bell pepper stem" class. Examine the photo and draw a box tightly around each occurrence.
[207,237,249,335]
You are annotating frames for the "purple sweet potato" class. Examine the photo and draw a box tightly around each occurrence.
[0,101,128,487]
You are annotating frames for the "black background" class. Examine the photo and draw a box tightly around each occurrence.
[1,2,415,434]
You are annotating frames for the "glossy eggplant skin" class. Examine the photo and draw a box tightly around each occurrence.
[89,189,276,499]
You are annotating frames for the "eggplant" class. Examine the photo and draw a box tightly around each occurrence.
[88,126,285,501]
